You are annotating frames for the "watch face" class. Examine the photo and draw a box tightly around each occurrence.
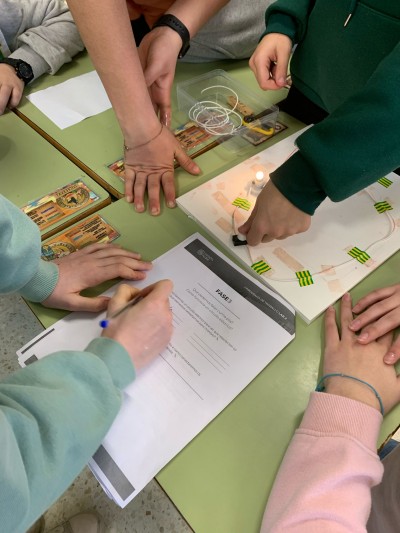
[0,58,33,82]
[18,62,33,79]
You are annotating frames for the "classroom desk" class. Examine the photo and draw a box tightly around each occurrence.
[30,199,400,533]
[0,111,111,240]
[15,51,304,200]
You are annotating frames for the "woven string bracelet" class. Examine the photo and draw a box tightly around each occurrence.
[315,372,384,416]
[124,124,163,151]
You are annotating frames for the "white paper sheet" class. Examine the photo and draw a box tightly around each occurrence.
[17,234,295,506]
[27,71,111,129]
[177,130,400,323]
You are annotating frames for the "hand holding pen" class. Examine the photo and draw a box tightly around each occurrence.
[100,291,145,329]
[101,281,173,370]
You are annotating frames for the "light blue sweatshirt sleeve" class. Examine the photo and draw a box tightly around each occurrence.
[0,336,136,533]
[0,194,58,301]
[0,198,137,531]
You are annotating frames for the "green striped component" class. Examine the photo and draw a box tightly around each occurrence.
[347,247,370,264]
[232,197,251,211]
[374,200,393,214]
[251,260,271,275]
[377,177,393,188]
[295,270,314,287]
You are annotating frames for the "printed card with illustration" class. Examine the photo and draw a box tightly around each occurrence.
[173,121,216,155]
[41,214,119,261]
[107,158,125,181]
[22,180,99,230]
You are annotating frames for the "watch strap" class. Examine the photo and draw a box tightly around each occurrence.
[152,14,190,58]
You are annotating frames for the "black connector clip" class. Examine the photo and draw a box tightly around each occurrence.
[232,234,248,246]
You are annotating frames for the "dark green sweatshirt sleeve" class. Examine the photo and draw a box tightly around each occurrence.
[271,42,400,214]
[262,0,315,42]
[0,337,135,533]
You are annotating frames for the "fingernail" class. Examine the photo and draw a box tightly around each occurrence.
[384,352,396,364]
[278,77,286,86]
[358,332,369,342]
[151,207,160,216]
[349,319,360,330]
[126,196,133,203]
[343,292,350,301]
[135,204,144,212]
[167,201,176,208]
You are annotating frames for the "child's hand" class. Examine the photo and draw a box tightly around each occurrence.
[0,64,24,114]
[138,26,182,128]
[238,179,311,245]
[323,293,400,414]
[249,33,292,91]
[123,124,200,216]
[42,243,153,312]
[349,284,400,365]
[102,281,173,370]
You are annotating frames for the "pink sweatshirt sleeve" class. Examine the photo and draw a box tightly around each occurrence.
[261,392,383,532]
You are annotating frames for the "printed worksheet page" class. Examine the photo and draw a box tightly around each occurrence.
[18,234,295,506]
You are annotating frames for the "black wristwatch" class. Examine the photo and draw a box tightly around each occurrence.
[152,14,190,58]
[0,57,34,85]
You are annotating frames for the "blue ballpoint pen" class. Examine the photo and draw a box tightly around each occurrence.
[99,291,144,328]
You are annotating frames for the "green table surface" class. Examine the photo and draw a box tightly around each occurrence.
[17,51,304,200]
[0,111,110,240]
[29,199,400,533]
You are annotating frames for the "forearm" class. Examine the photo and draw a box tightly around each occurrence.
[67,0,159,142]
[261,393,383,532]
[0,337,135,532]
[166,0,230,38]
[0,195,58,301]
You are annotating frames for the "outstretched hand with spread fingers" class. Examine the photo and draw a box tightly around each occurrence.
[124,125,200,216]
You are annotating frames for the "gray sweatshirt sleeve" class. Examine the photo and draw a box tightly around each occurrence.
[5,0,84,80]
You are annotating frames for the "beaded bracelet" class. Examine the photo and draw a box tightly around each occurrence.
[315,372,384,416]
[124,124,163,151]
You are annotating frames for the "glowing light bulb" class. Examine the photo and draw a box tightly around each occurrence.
[252,170,267,190]
[255,171,264,182]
